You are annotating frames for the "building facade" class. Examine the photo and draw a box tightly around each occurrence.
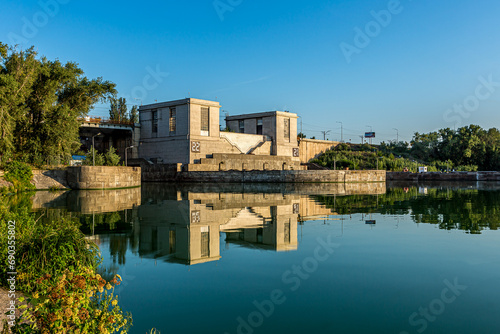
[138,98,301,171]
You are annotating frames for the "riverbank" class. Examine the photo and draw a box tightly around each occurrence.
[387,171,500,182]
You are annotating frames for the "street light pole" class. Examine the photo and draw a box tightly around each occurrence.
[393,128,399,143]
[92,132,102,166]
[125,145,134,166]
[337,121,343,143]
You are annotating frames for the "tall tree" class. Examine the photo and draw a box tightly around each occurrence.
[0,43,116,164]
[109,97,128,122]
[129,105,139,124]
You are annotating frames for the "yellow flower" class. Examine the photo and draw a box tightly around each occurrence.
[116,274,122,280]
[32,292,39,299]
[98,287,104,293]
[64,308,73,317]
[111,299,118,306]
[95,310,102,316]
[96,274,102,280]
[105,283,112,290]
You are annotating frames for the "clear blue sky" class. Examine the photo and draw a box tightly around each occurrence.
[2,0,500,143]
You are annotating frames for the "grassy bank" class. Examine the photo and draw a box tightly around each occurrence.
[0,163,132,333]
[310,143,478,172]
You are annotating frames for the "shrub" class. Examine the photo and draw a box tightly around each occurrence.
[15,218,101,294]
[84,147,105,166]
[104,147,121,166]
[3,161,35,191]
[14,270,131,334]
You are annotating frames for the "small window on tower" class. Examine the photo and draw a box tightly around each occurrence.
[152,110,158,134]
[257,118,263,135]
[284,118,290,141]
[201,107,209,136]
[169,108,176,135]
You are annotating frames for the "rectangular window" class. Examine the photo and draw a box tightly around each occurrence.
[257,118,263,135]
[169,108,176,134]
[239,120,245,133]
[169,230,176,254]
[201,230,210,258]
[284,220,291,243]
[152,110,158,134]
[284,118,290,141]
[201,107,209,136]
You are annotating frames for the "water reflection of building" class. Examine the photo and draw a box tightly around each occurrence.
[138,192,300,265]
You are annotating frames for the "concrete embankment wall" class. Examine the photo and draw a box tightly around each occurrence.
[30,167,141,190]
[387,172,500,182]
[298,139,340,164]
[142,166,385,183]
[67,166,141,189]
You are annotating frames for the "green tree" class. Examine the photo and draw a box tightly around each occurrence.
[129,105,139,124]
[84,147,105,166]
[109,97,128,122]
[104,146,121,166]
[0,43,116,164]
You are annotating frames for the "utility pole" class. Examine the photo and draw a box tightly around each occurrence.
[299,116,303,138]
[359,135,364,144]
[125,145,134,166]
[321,130,331,141]
[92,132,102,166]
[393,128,399,143]
[337,121,343,143]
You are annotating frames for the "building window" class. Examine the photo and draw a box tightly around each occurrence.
[284,118,290,141]
[201,228,210,258]
[169,108,176,134]
[284,220,291,243]
[169,230,176,254]
[239,120,245,133]
[201,107,209,136]
[257,118,263,135]
[152,110,158,134]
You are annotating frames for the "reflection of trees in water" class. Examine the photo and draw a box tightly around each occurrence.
[109,234,128,265]
[313,188,500,234]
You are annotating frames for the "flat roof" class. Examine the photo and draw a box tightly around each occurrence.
[138,98,221,111]
[226,111,298,120]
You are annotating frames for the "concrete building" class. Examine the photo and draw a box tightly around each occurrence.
[138,98,301,171]
[226,111,299,158]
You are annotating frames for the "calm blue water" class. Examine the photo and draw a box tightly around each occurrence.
[35,183,500,333]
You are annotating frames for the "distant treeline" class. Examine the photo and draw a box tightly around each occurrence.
[311,125,500,172]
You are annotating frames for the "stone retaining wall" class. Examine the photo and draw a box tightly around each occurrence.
[142,167,385,183]
[28,167,141,190]
[67,166,141,189]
